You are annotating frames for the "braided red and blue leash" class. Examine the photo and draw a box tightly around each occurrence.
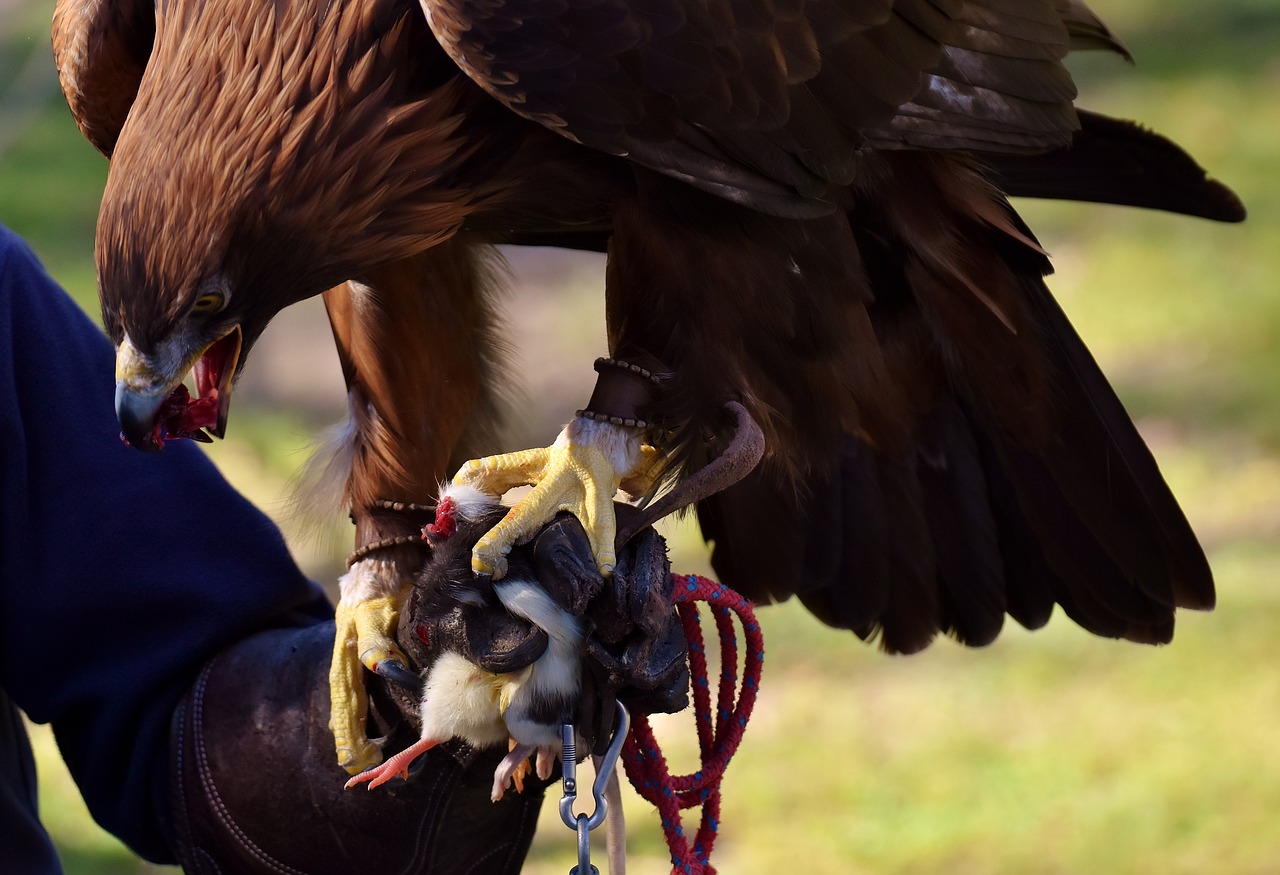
[621,574,765,875]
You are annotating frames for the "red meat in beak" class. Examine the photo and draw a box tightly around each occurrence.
[117,326,242,450]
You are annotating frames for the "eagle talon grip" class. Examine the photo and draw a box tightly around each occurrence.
[374,657,425,693]
[453,427,641,580]
[329,599,381,774]
[354,594,409,672]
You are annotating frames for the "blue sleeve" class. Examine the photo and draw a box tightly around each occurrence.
[0,225,332,862]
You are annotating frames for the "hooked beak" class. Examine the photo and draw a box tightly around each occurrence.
[114,325,243,450]
[114,379,169,452]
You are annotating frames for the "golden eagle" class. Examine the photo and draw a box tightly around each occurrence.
[54,0,1241,771]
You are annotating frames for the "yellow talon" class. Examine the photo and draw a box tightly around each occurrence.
[620,443,663,498]
[454,447,552,495]
[329,598,381,774]
[353,594,409,671]
[329,592,413,773]
[451,417,653,579]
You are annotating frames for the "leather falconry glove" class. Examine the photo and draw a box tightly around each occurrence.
[167,620,545,875]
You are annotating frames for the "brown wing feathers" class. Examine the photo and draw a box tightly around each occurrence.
[697,151,1213,652]
[1057,0,1131,58]
[426,0,1095,213]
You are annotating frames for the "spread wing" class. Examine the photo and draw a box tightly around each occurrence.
[421,0,1117,215]
[54,0,1227,222]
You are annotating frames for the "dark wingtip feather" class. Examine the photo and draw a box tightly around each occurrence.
[1061,0,1135,63]
[986,110,1247,223]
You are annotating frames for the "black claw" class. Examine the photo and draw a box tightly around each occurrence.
[374,658,423,694]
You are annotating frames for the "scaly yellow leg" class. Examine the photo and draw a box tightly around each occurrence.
[329,597,380,774]
[329,591,412,774]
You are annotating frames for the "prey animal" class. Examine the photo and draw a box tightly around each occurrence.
[55,0,1242,772]
[345,484,584,801]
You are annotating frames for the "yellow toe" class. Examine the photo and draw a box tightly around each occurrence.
[329,599,382,774]
[353,594,410,672]
[454,417,648,578]
[328,593,414,774]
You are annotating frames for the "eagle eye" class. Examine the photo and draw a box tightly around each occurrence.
[191,291,227,315]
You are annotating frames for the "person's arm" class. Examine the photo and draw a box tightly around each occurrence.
[0,225,330,862]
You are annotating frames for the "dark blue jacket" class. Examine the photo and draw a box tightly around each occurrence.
[0,225,331,871]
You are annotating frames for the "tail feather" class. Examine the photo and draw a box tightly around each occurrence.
[972,438,1059,633]
[915,399,1008,648]
[849,448,941,652]
[1016,272,1214,611]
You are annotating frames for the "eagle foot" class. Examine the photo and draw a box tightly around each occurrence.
[329,591,413,774]
[353,593,412,675]
[451,417,654,580]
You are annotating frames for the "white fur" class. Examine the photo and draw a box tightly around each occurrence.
[438,481,503,520]
[337,556,402,602]
[418,652,510,749]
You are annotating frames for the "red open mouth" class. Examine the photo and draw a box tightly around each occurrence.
[128,326,242,449]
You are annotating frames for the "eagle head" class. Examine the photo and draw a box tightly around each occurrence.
[94,0,477,450]
[96,145,335,451]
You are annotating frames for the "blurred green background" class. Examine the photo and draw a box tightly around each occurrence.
[1,0,1277,872]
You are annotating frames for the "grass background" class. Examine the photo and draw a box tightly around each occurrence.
[1,0,1278,872]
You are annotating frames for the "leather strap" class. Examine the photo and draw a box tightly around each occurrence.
[349,500,436,567]
[577,357,664,429]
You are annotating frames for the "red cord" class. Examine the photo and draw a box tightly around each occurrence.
[621,574,764,875]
